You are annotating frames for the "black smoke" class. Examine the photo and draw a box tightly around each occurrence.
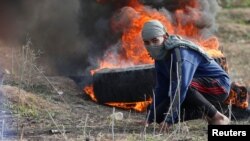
[0,0,86,75]
[143,0,220,38]
[0,0,220,76]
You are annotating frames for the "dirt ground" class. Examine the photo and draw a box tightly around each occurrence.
[0,8,250,141]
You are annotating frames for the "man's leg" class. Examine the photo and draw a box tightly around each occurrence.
[181,87,217,121]
[190,77,229,108]
[181,77,230,124]
[147,98,171,124]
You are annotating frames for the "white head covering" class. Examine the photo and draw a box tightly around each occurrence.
[141,20,167,40]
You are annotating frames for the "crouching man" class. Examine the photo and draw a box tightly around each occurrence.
[141,20,231,130]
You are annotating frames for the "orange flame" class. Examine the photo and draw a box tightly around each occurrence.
[83,85,97,102]
[85,0,223,112]
[106,100,152,112]
[92,0,222,73]
[83,84,152,112]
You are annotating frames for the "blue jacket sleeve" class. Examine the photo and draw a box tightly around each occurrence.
[147,63,170,123]
[165,48,201,124]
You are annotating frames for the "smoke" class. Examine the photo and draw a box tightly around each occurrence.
[0,0,87,75]
[143,0,221,37]
[0,0,220,76]
[198,0,221,38]
[82,0,221,69]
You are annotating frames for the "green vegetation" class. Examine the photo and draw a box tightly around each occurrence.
[220,0,250,8]
[6,101,39,118]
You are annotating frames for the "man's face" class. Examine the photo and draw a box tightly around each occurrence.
[143,36,165,46]
[142,35,168,60]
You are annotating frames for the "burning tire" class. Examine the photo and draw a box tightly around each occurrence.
[93,64,155,103]
[214,57,229,73]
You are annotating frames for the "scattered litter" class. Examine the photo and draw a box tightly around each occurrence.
[57,90,64,95]
[109,112,124,121]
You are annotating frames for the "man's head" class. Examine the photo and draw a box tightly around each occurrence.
[141,20,169,60]
[141,20,168,41]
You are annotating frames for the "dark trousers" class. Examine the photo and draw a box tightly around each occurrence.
[151,77,229,123]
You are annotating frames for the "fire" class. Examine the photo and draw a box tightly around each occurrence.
[83,85,152,112]
[200,37,223,57]
[85,0,223,112]
[106,99,152,112]
[83,85,97,102]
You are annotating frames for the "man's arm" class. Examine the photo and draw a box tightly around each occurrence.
[165,48,200,124]
[147,64,170,123]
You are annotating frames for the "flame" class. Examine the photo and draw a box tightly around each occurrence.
[93,0,222,73]
[106,99,152,112]
[83,85,97,102]
[83,85,152,112]
[85,0,224,112]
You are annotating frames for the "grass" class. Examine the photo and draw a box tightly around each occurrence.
[11,104,38,118]
[0,38,70,140]
[0,50,230,141]
[82,120,206,141]
[234,19,250,25]
[220,0,250,8]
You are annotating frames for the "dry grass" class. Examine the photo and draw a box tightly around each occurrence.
[1,85,65,117]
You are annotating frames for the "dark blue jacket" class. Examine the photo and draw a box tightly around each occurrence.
[148,40,231,124]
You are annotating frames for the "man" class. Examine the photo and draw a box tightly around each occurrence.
[141,20,231,128]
